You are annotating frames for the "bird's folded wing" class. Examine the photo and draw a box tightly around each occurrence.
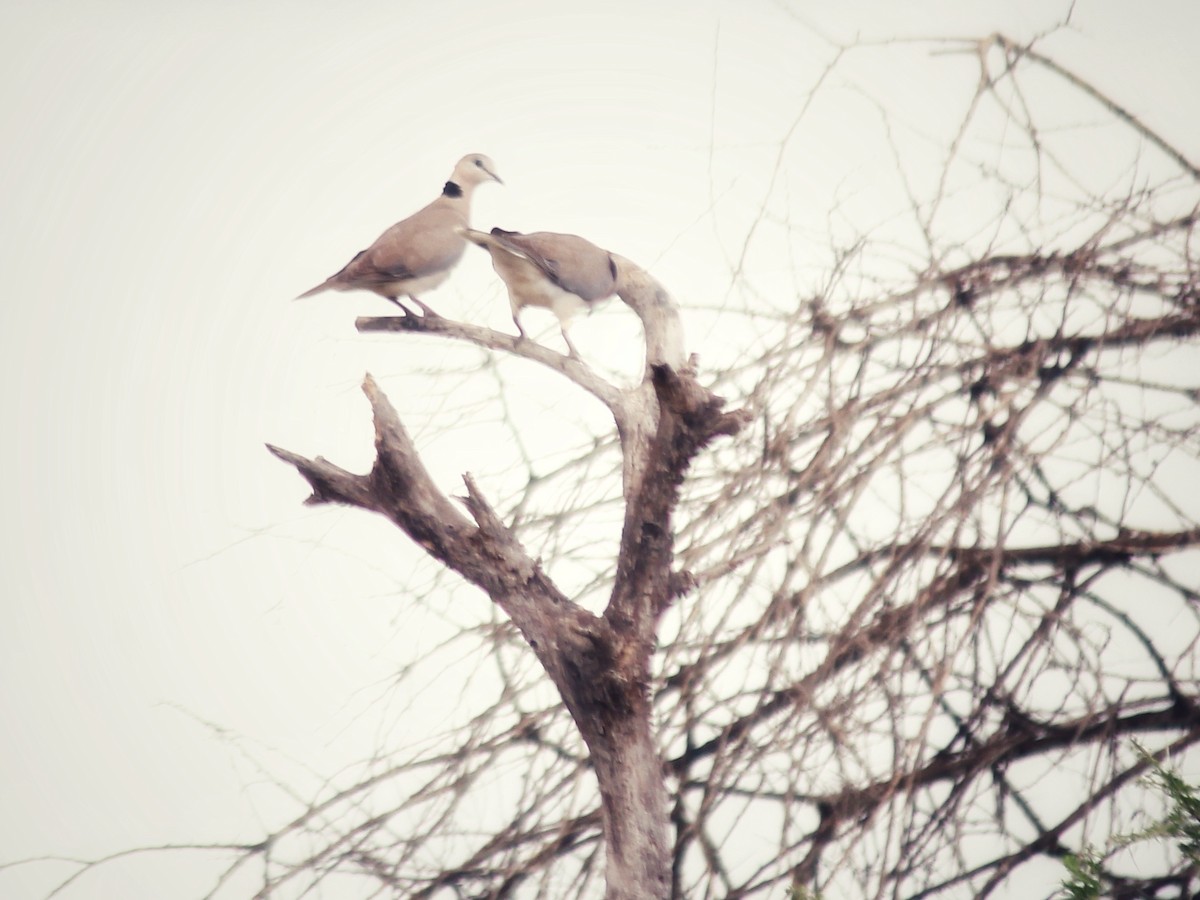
[336,247,416,285]
[344,203,468,285]
[487,230,616,302]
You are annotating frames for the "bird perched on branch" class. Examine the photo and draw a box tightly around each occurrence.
[460,227,618,356]
[297,154,502,314]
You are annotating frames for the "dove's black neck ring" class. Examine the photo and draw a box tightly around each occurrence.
[442,181,463,198]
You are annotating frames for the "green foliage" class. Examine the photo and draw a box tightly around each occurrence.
[1121,743,1200,865]
[788,885,823,900]
[1057,743,1200,899]
[1059,852,1103,900]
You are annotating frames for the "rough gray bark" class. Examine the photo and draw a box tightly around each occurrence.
[272,259,748,900]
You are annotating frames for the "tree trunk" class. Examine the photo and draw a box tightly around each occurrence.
[271,259,747,898]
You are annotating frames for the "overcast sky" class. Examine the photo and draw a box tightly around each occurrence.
[2,1,1198,897]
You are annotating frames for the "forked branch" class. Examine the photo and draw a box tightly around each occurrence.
[271,261,746,900]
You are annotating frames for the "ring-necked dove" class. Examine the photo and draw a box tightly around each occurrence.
[297,154,502,314]
[460,227,618,356]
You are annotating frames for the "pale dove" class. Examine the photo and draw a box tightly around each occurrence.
[461,227,617,356]
[298,154,502,314]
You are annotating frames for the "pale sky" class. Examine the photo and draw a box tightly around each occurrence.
[2,1,1198,897]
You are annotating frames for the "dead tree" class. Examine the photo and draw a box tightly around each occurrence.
[271,254,748,900]
[258,33,1200,900]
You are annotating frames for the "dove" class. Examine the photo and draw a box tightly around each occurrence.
[298,154,502,313]
[461,227,617,356]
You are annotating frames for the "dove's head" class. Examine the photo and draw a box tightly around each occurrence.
[451,154,503,188]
